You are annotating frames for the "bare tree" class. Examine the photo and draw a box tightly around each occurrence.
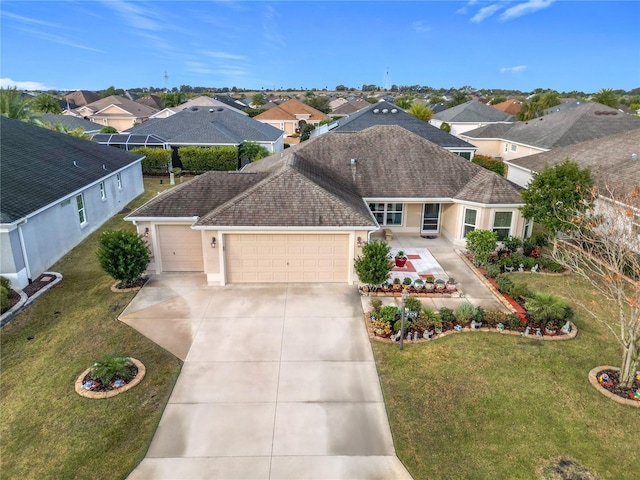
[552,186,640,387]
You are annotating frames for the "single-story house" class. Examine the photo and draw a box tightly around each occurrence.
[491,99,523,116]
[73,95,159,132]
[150,96,248,119]
[430,100,515,137]
[125,125,526,285]
[254,99,329,136]
[0,118,144,288]
[40,114,103,135]
[93,106,285,162]
[460,102,640,162]
[313,101,477,159]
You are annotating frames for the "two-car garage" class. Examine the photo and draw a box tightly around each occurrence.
[155,226,351,283]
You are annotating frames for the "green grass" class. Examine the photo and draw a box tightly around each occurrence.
[373,273,640,480]
[0,176,182,480]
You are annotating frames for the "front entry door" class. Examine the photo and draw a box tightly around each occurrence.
[421,203,441,234]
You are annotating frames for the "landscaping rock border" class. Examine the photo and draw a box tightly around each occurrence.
[588,366,640,408]
[0,272,63,328]
[75,358,146,399]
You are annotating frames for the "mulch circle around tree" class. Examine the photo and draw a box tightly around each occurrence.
[589,366,640,407]
[75,358,146,399]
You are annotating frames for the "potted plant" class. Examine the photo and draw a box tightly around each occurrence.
[435,278,446,291]
[402,277,413,289]
[446,277,456,291]
[424,276,435,291]
[394,250,408,267]
[392,277,402,291]
[413,278,425,290]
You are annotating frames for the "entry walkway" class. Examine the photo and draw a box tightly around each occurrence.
[121,278,413,480]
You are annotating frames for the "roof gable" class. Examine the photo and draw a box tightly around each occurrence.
[0,118,142,223]
[255,99,329,121]
[433,100,515,123]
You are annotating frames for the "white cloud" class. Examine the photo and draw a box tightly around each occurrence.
[500,65,528,73]
[500,0,555,21]
[1,11,59,28]
[0,78,54,90]
[412,21,431,33]
[100,0,162,31]
[202,51,247,60]
[471,4,502,23]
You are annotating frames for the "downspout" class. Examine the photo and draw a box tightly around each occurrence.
[16,218,33,283]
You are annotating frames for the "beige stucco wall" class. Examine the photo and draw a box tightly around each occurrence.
[464,138,502,157]
[202,230,221,281]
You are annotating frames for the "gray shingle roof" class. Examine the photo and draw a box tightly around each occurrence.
[0,118,143,224]
[128,125,522,228]
[463,102,640,150]
[125,106,283,145]
[433,100,515,123]
[40,114,102,132]
[506,128,640,199]
[330,101,476,149]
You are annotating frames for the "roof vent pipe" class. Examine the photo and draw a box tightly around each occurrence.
[350,158,357,165]
[632,153,638,160]
[73,161,78,167]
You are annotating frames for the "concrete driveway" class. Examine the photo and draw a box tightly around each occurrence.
[120,275,412,480]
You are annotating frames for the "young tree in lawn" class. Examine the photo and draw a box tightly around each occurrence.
[465,230,497,267]
[97,230,150,288]
[519,160,594,254]
[354,240,392,288]
[299,123,316,141]
[551,186,640,388]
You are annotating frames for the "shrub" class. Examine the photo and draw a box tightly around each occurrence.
[474,306,486,323]
[354,240,392,286]
[0,276,10,290]
[454,303,476,324]
[502,236,523,253]
[412,316,432,333]
[0,285,9,313]
[483,310,508,327]
[439,307,456,324]
[369,298,383,313]
[379,304,399,323]
[404,296,422,312]
[505,313,522,329]
[91,353,132,386]
[485,264,501,278]
[421,307,439,321]
[372,319,392,336]
[394,319,410,334]
[131,147,172,174]
[508,282,532,302]
[238,142,270,162]
[178,146,238,173]
[466,230,498,267]
[472,153,506,176]
[496,275,513,293]
[96,230,150,285]
[439,121,451,133]
[99,126,118,133]
[546,261,565,273]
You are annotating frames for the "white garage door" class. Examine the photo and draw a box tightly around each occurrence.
[225,234,349,283]
[158,225,204,272]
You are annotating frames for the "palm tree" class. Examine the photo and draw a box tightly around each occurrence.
[407,103,434,122]
[517,101,544,121]
[32,93,62,113]
[0,87,34,120]
[592,88,619,108]
[524,292,566,326]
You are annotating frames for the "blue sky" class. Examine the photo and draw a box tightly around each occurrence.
[1,1,638,93]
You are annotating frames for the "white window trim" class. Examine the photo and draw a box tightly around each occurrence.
[462,207,477,237]
[369,202,404,226]
[492,211,514,241]
[510,143,518,152]
[116,173,122,189]
[99,181,106,200]
[76,193,87,226]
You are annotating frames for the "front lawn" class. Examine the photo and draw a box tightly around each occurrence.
[373,273,639,480]
[0,176,182,479]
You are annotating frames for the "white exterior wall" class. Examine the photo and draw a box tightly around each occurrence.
[505,164,534,188]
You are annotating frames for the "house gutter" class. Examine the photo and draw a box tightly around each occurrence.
[15,218,33,283]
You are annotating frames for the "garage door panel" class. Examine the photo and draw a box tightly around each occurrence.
[225,234,348,283]
[158,225,204,272]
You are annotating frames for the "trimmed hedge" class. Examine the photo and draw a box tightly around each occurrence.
[178,146,238,173]
[131,147,172,174]
[472,154,506,177]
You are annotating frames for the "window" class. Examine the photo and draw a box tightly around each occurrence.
[492,212,513,241]
[510,143,518,152]
[99,182,106,200]
[76,194,87,225]
[116,173,122,189]
[456,151,472,160]
[369,203,403,226]
[523,218,533,238]
[504,143,509,153]
[463,208,477,237]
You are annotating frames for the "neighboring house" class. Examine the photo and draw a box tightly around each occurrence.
[254,99,330,136]
[136,95,163,110]
[212,95,250,111]
[63,90,100,107]
[329,99,369,118]
[504,128,640,194]
[491,99,523,117]
[40,114,103,134]
[460,102,640,162]
[430,100,515,137]
[329,97,348,111]
[0,118,144,288]
[94,106,285,159]
[125,125,525,285]
[74,95,159,132]
[311,101,477,159]
[150,96,248,119]
[543,99,584,115]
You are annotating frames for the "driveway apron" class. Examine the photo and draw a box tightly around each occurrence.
[121,275,412,480]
